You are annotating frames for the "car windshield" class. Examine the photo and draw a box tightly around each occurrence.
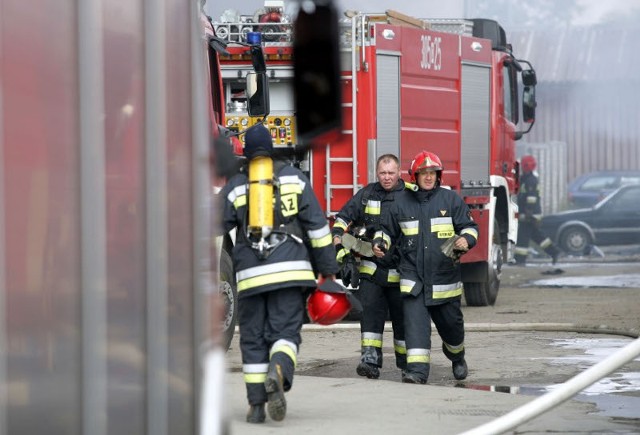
[605,187,640,212]
[595,186,640,210]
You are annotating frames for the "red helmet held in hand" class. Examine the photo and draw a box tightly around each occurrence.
[409,151,443,181]
[307,289,351,325]
[306,280,360,325]
[521,155,537,173]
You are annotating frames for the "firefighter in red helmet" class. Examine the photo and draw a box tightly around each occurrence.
[514,154,560,265]
[220,124,338,423]
[373,150,479,384]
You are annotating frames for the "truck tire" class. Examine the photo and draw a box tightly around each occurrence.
[219,248,237,351]
[464,220,502,306]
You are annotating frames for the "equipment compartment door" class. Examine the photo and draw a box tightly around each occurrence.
[375,54,401,182]
[461,63,491,186]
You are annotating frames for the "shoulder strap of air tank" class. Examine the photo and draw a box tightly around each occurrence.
[272,159,290,229]
[360,182,377,206]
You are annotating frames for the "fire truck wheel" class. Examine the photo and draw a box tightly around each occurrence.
[219,248,238,351]
[463,219,502,306]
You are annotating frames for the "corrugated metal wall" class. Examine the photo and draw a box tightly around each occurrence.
[510,26,640,191]
[527,83,640,184]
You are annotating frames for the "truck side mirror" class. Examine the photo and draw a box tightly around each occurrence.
[522,69,537,87]
[246,72,270,117]
[522,85,536,124]
[515,61,536,138]
[292,1,342,144]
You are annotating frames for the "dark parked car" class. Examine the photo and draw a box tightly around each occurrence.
[541,184,640,256]
[567,170,640,208]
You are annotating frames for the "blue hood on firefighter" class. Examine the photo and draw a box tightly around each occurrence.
[243,124,273,160]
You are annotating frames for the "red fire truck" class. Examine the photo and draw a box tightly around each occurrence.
[215,7,538,307]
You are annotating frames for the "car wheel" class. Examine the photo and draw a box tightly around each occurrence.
[219,248,237,351]
[559,226,591,256]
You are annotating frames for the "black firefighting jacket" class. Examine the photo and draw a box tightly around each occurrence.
[517,171,542,221]
[331,181,409,286]
[374,185,479,305]
[220,162,338,298]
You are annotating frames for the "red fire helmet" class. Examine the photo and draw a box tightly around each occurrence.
[521,155,537,173]
[409,151,443,181]
[306,289,352,325]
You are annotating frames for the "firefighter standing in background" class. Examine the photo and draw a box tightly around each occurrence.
[514,155,560,265]
[331,154,408,380]
[373,151,478,384]
[220,124,338,423]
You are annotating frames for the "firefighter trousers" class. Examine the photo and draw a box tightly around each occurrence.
[515,220,559,264]
[359,278,406,369]
[238,286,305,405]
[404,295,465,382]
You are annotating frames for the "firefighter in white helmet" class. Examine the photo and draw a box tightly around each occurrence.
[331,154,409,380]
[373,150,478,384]
[220,124,338,423]
[514,154,560,265]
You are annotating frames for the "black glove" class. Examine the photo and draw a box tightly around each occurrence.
[340,256,359,288]
[340,256,352,287]
[349,259,360,288]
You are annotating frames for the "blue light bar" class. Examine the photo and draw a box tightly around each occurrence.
[247,32,262,45]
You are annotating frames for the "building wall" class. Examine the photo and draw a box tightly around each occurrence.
[527,82,640,184]
[510,25,640,188]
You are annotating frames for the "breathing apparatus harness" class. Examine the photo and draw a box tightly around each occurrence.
[242,157,304,260]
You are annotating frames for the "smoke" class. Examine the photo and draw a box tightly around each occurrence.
[503,5,640,180]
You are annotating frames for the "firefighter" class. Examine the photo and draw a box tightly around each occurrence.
[220,124,338,423]
[373,151,478,384]
[331,154,408,380]
[514,155,560,265]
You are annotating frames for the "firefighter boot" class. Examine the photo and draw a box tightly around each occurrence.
[453,359,468,380]
[546,245,560,265]
[401,367,428,385]
[514,254,527,265]
[246,403,266,424]
[356,362,380,379]
[265,363,287,421]
[356,346,381,379]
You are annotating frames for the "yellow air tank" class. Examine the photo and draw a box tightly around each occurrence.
[248,155,274,238]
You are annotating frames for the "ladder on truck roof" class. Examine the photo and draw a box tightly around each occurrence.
[325,11,431,216]
[324,15,362,216]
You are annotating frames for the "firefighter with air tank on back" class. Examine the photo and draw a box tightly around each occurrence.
[220,124,347,423]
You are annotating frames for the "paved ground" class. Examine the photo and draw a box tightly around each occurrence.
[223,329,640,434]
[221,250,640,434]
